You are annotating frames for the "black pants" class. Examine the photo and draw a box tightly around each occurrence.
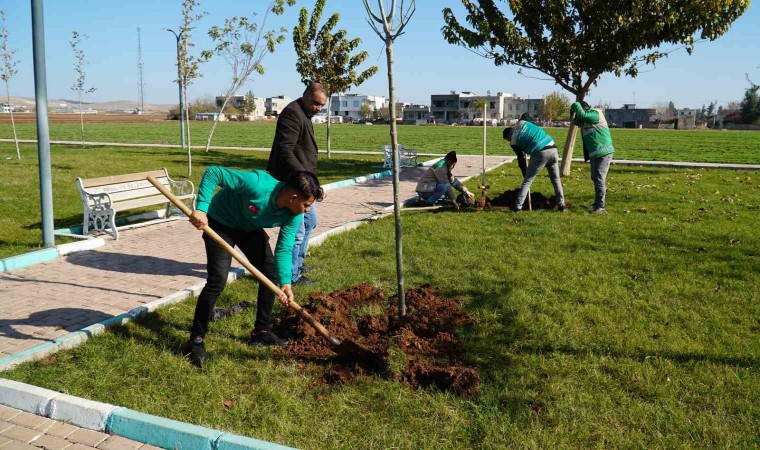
[191,217,276,339]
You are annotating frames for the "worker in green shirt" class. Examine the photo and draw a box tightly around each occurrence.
[571,101,615,213]
[184,167,324,368]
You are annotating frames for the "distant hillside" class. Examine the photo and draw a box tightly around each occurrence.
[8,96,174,114]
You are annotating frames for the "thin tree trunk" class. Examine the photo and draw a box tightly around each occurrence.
[78,91,85,147]
[184,83,192,176]
[326,97,332,159]
[560,123,578,177]
[5,84,20,159]
[560,95,584,176]
[482,104,486,186]
[205,95,232,152]
[386,37,405,320]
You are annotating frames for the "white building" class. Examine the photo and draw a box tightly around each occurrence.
[431,91,545,123]
[330,93,387,122]
[0,103,11,114]
[266,96,291,116]
[215,95,266,120]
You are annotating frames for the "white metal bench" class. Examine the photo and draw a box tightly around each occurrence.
[382,144,418,168]
[75,168,195,240]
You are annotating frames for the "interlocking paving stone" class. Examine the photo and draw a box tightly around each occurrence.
[97,435,144,450]
[0,424,42,443]
[28,433,72,450]
[66,429,109,447]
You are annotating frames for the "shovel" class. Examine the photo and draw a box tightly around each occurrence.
[147,175,371,361]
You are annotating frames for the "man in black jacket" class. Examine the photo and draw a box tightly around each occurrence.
[267,82,327,285]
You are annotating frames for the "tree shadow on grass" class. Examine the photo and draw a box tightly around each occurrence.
[516,343,760,369]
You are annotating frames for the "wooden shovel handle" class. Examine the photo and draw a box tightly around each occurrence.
[146,175,335,342]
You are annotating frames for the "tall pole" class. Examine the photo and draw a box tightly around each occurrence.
[166,29,186,153]
[137,25,144,113]
[31,0,54,247]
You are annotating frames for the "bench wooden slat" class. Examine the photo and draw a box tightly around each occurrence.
[86,185,167,204]
[86,178,169,197]
[81,169,168,188]
[113,194,194,212]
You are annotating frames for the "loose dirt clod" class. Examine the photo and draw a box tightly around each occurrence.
[272,284,480,396]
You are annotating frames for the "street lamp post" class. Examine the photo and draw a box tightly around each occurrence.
[165,28,186,153]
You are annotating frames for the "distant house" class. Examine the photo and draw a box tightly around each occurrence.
[330,93,387,122]
[604,104,656,128]
[430,91,542,123]
[215,95,266,120]
[0,103,11,113]
[265,96,291,116]
[403,104,431,124]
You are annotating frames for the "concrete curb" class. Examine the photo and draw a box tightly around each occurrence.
[0,237,105,273]
[0,378,294,449]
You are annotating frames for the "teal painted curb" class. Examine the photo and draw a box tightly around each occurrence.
[0,247,58,273]
[107,407,222,450]
[0,342,57,369]
[106,407,296,450]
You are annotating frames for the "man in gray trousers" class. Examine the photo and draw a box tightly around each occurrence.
[503,120,565,212]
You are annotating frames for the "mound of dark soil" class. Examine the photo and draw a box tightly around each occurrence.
[489,188,557,210]
[272,284,480,396]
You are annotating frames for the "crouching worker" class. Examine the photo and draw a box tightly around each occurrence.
[415,151,474,209]
[503,120,566,212]
[184,167,324,368]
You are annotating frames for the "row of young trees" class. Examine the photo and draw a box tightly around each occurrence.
[5,1,749,317]
[3,8,98,157]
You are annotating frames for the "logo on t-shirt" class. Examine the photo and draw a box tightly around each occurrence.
[248,203,259,215]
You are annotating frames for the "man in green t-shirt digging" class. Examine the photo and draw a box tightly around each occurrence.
[183,167,324,368]
[571,101,615,213]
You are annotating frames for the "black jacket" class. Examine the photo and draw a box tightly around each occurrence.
[267,98,318,181]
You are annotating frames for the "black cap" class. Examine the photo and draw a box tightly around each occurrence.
[445,151,457,163]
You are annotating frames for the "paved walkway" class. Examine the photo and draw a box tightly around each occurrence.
[0,404,159,450]
[0,155,510,360]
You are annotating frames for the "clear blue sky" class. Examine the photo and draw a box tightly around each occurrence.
[4,1,759,109]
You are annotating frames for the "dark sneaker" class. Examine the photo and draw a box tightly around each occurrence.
[249,329,289,347]
[183,336,208,368]
[300,265,315,274]
[558,204,566,212]
[592,207,607,214]
[293,276,316,286]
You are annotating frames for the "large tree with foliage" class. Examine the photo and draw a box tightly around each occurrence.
[363,0,416,319]
[202,0,295,152]
[294,0,377,159]
[442,0,749,175]
[539,91,570,123]
[0,10,20,159]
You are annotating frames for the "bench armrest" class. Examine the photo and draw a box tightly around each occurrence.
[85,191,113,212]
[169,179,194,197]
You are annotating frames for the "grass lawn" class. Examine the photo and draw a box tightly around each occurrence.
[2,120,760,163]
[0,143,382,259]
[3,165,758,448]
